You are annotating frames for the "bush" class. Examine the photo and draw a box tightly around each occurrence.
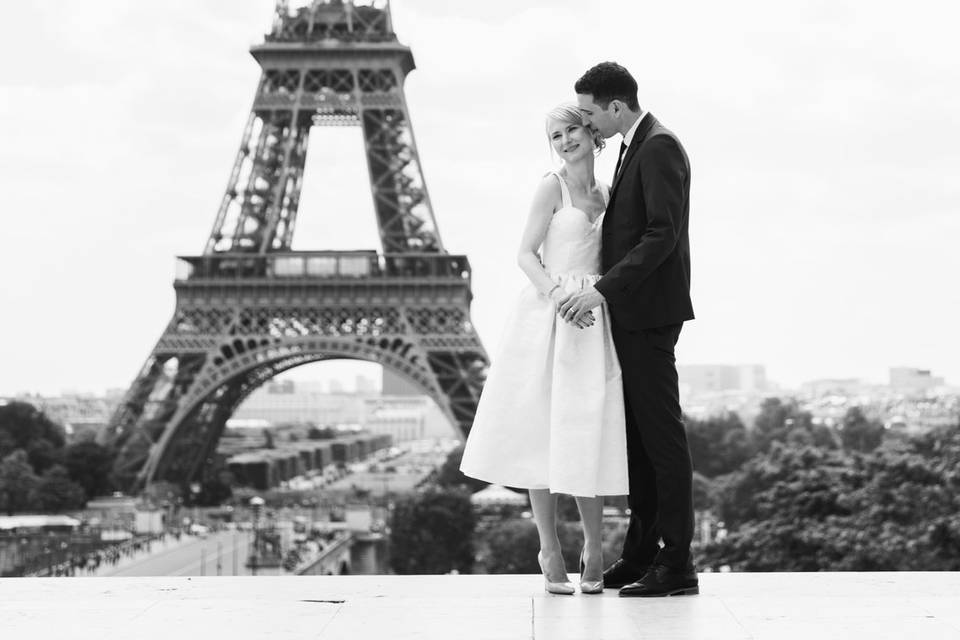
[389,487,476,574]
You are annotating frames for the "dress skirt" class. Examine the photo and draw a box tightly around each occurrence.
[459,272,629,497]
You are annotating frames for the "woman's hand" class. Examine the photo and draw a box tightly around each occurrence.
[556,289,599,329]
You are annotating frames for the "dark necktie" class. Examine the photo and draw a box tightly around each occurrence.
[613,141,627,182]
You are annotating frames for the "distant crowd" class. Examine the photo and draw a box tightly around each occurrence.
[33,530,183,577]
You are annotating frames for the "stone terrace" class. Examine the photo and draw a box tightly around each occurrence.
[2,572,959,639]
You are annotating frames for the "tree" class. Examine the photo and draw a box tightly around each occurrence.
[692,471,714,512]
[389,487,476,574]
[481,518,586,574]
[555,494,582,522]
[686,412,754,478]
[713,442,852,531]
[751,397,794,452]
[185,466,235,507]
[0,402,65,460]
[26,438,63,475]
[30,464,87,512]
[62,441,115,498]
[433,444,489,493]
[751,397,839,453]
[602,521,629,568]
[840,407,885,453]
[481,519,541,573]
[0,449,40,515]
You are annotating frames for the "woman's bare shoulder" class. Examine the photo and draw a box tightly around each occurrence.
[532,172,562,209]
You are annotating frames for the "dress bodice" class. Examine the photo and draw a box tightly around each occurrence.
[540,172,608,277]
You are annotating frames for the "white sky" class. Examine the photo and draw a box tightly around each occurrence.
[1,0,958,396]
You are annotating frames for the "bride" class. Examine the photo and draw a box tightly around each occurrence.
[460,102,628,594]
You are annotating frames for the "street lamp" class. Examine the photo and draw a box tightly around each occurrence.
[248,496,265,576]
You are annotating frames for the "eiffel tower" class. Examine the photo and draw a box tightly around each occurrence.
[103,0,489,493]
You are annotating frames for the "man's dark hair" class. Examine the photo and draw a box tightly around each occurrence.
[574,62,640,111]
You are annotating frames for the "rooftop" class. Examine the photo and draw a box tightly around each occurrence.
[3,572,959,639]
[0,514,82,531]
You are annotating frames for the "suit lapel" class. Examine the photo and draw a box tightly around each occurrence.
[609,112,656,200]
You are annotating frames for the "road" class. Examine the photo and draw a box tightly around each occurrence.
[96,529,275,577]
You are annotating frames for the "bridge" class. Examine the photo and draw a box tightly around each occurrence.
[294,531,354,576]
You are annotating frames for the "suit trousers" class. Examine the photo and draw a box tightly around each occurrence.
[611,321,695,569]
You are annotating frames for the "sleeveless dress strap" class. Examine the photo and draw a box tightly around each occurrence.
[550,171,572,209]
[600,182,610,207]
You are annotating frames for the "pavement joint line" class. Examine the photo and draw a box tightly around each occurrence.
[529,596,536,639]
[718,594,754,637]
[130,600,161,621]
[315,601,344,636]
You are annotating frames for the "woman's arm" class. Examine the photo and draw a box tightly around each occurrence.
[516,176,564,302]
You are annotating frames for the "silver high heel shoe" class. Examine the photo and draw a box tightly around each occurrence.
[579,549,604,594]
[538,551,575,595]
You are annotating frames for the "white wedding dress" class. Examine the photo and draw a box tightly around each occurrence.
[459,172,629,497]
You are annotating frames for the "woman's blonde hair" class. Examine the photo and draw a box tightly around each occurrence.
[544,102,605,153]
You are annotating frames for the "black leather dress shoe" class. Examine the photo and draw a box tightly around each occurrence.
[601,558,649,589]
[618,563,699,597]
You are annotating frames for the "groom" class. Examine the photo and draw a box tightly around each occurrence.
[558,62,697,597]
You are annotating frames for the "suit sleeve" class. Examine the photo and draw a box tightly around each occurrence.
[594,134,686,305]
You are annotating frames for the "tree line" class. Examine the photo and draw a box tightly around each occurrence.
[0,401,116,515]
[388,397,960,573]
[693,398,960,571]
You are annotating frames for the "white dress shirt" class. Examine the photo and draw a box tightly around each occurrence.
[618,110,648,167]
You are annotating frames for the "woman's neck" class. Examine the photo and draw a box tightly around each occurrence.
[561,158,596,192]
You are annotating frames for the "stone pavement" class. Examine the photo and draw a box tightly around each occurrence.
[2,572,959,639]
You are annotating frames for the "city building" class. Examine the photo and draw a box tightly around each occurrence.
[362,396,454,442]
[381,369,422,396]
[231,379,455,442]
[225,433,392,491]
[355,375,378,395]
[233,380,366,425]
[799,378,871,398]
[889,367,945,394]
[678,364,768,397]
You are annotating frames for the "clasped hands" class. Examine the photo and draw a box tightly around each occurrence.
[550,286,604,329]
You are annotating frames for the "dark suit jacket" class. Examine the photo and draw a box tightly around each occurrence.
[594,113,694,329]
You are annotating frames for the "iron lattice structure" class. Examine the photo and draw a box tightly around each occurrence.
[103,0,489,492]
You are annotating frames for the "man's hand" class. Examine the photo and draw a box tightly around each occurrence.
[556,286,605,328]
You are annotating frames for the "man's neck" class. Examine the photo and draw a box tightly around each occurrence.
[618,111,643,138]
